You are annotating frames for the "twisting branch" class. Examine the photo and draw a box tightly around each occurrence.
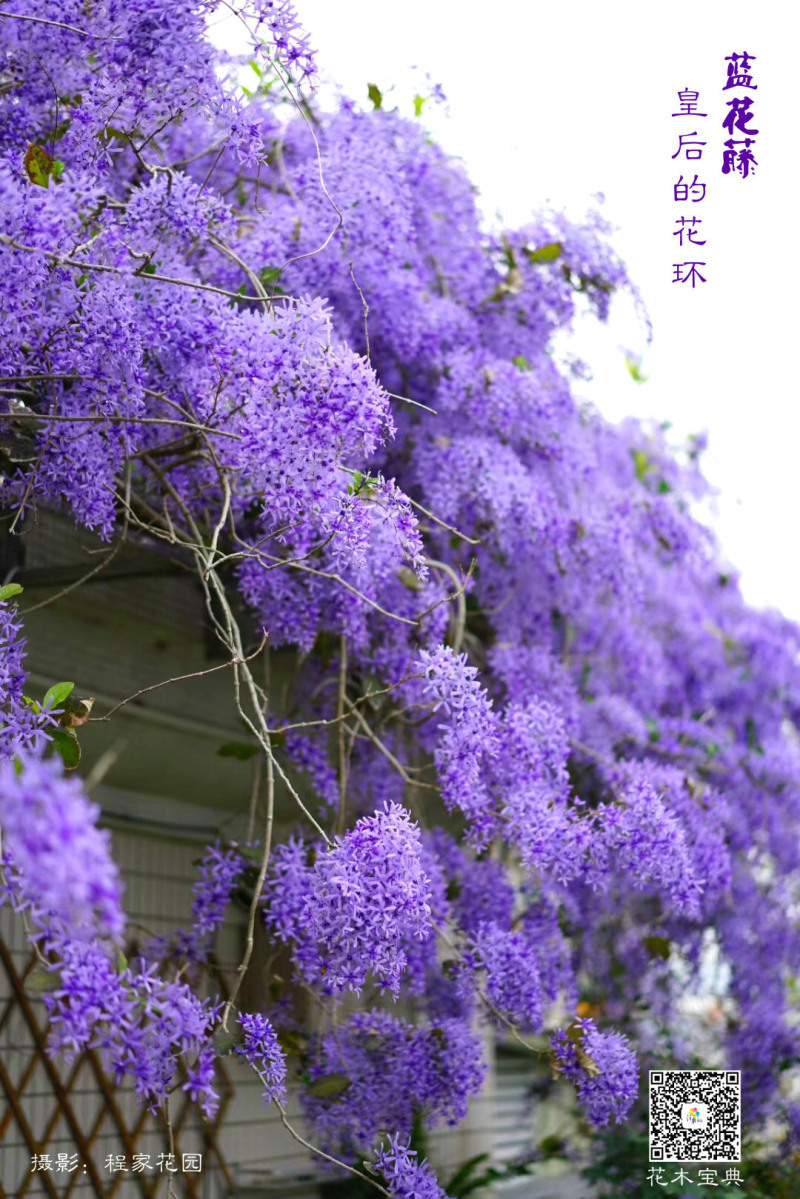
[221,726,273,1031]
[336,635,349,836]
[347,700,439,793]
[0,235,278,305]
[0,9,119,37]
[91,636,268,723]
[271,1095,392,1198]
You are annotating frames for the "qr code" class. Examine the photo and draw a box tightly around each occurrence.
[649,1070,741,1162]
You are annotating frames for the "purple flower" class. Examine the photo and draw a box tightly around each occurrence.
[371,1134,449,1199]
[35,924,221,1117]
[595,765,705,916]
[255,0,317,84]
[285,733,339,808]
[182,1045,218,1113]
[301,1010,484,1157]
[236,1011,287,1104]
[475,921,544,1031]
[307,802,433,995]
[191,843,243,942]
[417,647,499,840]
[0,600,55,759]
[267,802,433,996]
[0,754,124,940]
[551,1018,638,1126]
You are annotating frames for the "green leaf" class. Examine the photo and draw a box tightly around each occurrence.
[52,159,65,181]
[238,843,266,862]
[211,1020,245,1056]
[367,83,383,110]
[511,355,531,371]
[358,673,385,711]
[116,950,128,974]
[24,143,55,188]
[277,1029,309,1058]
[259,265,283,289]
[0,583,23,601]
[51,728,81,770]
[444,1153,491,1196]
[43,681,75,711]
[217,741,260,760]
[26,966,62,994]
[413,94,426,118]
[632,449,652,482]
[525,241,563,264]
[397,566,423,592]
[643,935,671,961]
[306,1072,352,1099]
[624,354,649,384]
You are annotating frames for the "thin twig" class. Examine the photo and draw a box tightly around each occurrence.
[386,391,438,415]
[0,235,275,306]
[0,9,119,37]
[92,635,267,722]
[0,410,241,439]
[346,701,439,792]
[222,741,273,1030]
[271,1096,392,1198]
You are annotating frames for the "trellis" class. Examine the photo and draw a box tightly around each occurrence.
[0,937,235,1199]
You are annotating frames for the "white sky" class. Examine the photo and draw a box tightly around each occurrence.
[214,1,800,620]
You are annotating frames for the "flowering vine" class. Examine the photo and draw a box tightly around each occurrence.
[0,1,799,1194]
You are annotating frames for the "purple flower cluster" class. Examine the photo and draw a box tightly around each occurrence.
[428,832,514,937]
[267,802,433,995]
[255,0,317,84]
[191,843,244,941]
[551,1018,638,1127]
[235,1012,287,1104]
[490,698,575,877]
[302,1009,485,1156]
[0,754,222,1117]
[0,600,54,758]
[371,1134,449,1199]
[28,917,222,1118]
[139,843,244,968]
[594,765,705,916]
[418,647,499,840]
[306,801,432,995]
[285,733,340,809]
[475,922,545,1031]
[0,754,124,939]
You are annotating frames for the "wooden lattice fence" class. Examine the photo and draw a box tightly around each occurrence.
[0,935,234,1199]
